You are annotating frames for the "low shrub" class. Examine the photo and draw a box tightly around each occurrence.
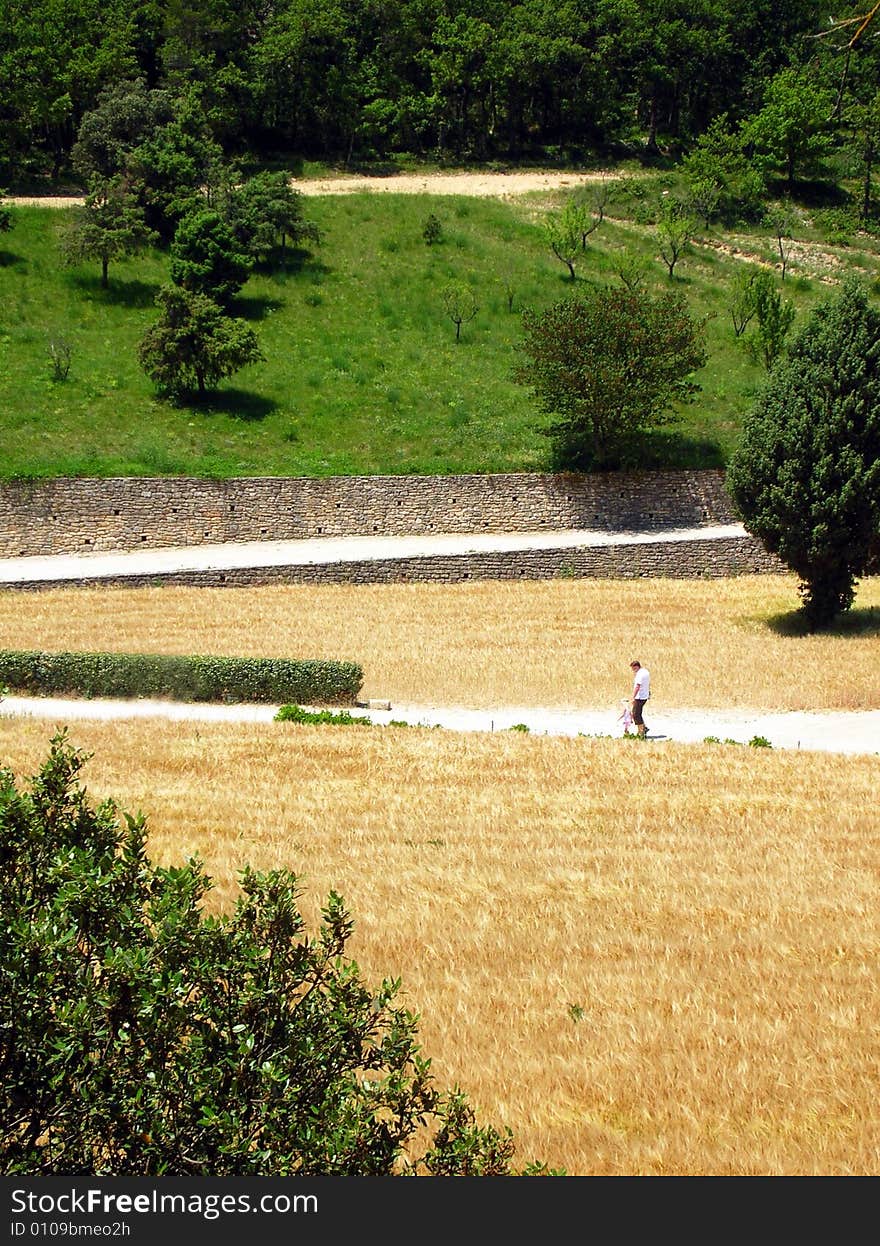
[0,650,363,705]
[275,703,366,725]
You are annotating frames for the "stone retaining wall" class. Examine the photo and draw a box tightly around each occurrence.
[0,470,740,557]
[8,535,783,592]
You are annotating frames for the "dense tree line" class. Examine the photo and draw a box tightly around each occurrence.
[2,0,862,181]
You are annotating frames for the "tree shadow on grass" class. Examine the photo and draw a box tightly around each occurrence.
[630,429,726,471]
[68,274,160,308]
[188,388,278,422]
[0,249,26,268]
[764,603,880,638]
[231,293,285,321]
[263,249,332,280]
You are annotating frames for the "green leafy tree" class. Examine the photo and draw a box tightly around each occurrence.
[743,67,835,190]
[656,199,696,278]
[169,210,253,307]
[744,269,796,369]
[685,176,721,229]
[139,285,264,399]
[681,115,766,223]
[571,179,610,248]
[729,268,760,338]
[127,102,226,242]
[0,733,551,1175]
[71,79,175,184]
[847,89,880,220]
[222,171,318,262]
[515,285,707,470]
[766,202,797,281]
[442,281,479,342]
[60,177,158,287]
[544,201,583,280]
[423,213,443,245]
[0,0,142,181]
[727,279,880,628]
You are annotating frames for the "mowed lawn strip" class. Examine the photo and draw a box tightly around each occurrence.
[0,716,876,1176]
[0,574,878,711]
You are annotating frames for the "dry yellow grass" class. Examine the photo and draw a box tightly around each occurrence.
[1,573,879,710]
[1,714,877,1176]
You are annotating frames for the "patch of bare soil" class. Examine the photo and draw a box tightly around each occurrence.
[292,168,623,197]
[7,168,624,208]
[9,195,84,207]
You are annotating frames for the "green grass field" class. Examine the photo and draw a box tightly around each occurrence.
[2,174,879,479]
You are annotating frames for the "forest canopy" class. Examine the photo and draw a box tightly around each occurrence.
[0,0,861,181]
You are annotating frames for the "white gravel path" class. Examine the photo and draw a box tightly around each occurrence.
[2,695,878,758]
[0,524,747,585]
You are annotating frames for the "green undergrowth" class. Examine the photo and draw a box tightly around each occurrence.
[274,703,419,727]
[2,180,878,479]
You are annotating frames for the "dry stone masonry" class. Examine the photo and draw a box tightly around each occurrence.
[0,470,782,585]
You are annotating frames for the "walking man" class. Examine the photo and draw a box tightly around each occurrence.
[630,660,650,739]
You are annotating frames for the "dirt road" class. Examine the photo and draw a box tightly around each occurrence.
[7,167,621,209]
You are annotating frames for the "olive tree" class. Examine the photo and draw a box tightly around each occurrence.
[0,733,551,1176]
[727,279,880,628]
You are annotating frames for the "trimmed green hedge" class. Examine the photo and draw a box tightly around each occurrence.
[0,650,363,705]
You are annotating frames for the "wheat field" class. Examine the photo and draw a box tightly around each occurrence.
[2,571,879,1175]
[1,573,879,710]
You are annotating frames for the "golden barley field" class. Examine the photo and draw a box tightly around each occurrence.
[0,573,879,710]
[1,574,879,1175]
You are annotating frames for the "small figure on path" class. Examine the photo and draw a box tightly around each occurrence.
[617,698,634,736]
[629,660,650,739]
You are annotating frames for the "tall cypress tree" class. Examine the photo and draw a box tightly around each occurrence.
[727,278,880,628]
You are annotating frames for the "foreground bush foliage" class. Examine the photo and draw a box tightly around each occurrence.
[0,735,551,1175]
[0,650,363,705]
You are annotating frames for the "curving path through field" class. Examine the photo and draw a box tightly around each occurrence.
[2,693,878,758]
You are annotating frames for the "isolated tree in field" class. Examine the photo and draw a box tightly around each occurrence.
[727,279,880,628]
[571,179,610,248]
[443,281,479,341]
[612,253,651,293]
[423,213,444,245]
[60,178,158,287]
[169,210,253,307]
[139,286,264,399]
[743,269,796,369]
[729,268,760,337]
[544,202,583,280]
[515,285,707,470]
[685,176,721,229]
[0,733,550,1175]
[766,203,796,281]
[656,200,696,279]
